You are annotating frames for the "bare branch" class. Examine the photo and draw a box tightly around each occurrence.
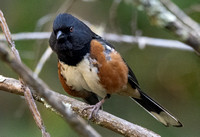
[0,32,50,41]
[35,14,54,31]
[34,0,76,31]
[134,0,200,53]
[0,75,24,95]
[23,86,50,137]
[0,42,101,137]
[0,32,194,51]
[160,0,200,33]
[0,10,50,137]
[34,47,53,76]
[0,75,160,137]
[103,33,193,51]
[0,75,60,114]
[0,11,20,61]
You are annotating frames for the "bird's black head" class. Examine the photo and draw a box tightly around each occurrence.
[49,13,95,66]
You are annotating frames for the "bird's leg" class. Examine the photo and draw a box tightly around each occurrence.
[83,94,110,120]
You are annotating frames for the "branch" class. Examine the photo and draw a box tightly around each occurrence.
[0,75,161,137]
[134,0,200,53]
[160,0,200,33]
[103,33,193,51]
[0,75,24,95]
[0,75,61,115]
[0,32,51,40]
[0,32,193,51]
[0,42,101,137]
[0,10,50,137]
[34,47,52,76]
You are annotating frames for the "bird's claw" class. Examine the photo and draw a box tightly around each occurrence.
[82,101,103,120]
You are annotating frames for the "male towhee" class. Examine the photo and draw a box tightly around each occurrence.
[49,13,182,127]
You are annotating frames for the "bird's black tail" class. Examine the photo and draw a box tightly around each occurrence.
[131,90,183,127]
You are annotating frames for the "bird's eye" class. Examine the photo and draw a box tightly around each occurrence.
[69,27,73,32]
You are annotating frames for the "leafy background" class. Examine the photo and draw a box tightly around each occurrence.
[0,0,200,137]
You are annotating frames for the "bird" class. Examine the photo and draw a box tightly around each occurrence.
[49,13,183,127]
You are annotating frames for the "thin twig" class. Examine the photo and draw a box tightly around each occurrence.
[0,11,20,61]
[0,32,194,51]
[0,75,59,114]
[34,47,52,76]
[35,14,54,31]
[0,75,161,137]
[0,42,101,137]
[0,32,50,40]
[134,0,200,53]
[103,33,193,51]
[34,0,76,31]
[33,0,77,76]
[0,10,50,137]
[160,0,200,34]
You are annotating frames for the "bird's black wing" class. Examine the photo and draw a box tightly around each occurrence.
[127,61,183,127]
[93,35,182,127]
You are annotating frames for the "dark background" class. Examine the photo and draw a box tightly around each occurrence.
[0,0,200,137]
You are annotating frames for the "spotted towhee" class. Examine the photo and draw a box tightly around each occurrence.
[49,13,182,127]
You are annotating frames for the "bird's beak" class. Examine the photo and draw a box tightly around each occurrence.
[56,30,64,40]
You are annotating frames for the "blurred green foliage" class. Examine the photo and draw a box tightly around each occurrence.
[0,0,200,137]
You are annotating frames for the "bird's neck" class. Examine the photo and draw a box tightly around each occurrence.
[57,43,90,66]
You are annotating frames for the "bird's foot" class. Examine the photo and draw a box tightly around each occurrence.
[82,99,105,120]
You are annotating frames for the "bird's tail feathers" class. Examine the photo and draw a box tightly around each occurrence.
[131,90,183,127]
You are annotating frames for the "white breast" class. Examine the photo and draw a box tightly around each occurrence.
[59,54,107,98]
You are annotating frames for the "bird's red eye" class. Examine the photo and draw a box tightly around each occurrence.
[70,27,73,32]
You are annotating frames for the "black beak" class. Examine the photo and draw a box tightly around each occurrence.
[56,30,65,40]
